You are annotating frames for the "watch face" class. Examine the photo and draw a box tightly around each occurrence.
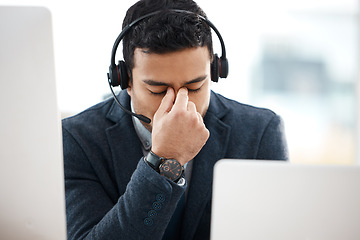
[159,159,183,182]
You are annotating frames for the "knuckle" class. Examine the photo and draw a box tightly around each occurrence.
[172,108,186,118]
[188,101,196,108]
[205,128,210,139]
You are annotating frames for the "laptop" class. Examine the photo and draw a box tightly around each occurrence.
[0,6,67,240]
[211,159,360,240]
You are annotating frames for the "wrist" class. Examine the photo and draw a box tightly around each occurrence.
[148,147,187,166]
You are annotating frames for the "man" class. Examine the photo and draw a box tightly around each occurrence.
[62,0,288,239]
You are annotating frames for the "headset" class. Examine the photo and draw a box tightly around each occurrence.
[107,9,229,123]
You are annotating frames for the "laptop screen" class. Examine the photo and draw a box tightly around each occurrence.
[211,159,360,240]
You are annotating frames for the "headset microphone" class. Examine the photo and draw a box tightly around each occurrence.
[107,74,151,124]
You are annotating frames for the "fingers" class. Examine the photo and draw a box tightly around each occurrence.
[156,87,204,123]
[174,88,204,123]
[187,101,196,113]
[173,88,189,110]
[187,101,204,123]
[197,111,204,123]
[156,88,175,116]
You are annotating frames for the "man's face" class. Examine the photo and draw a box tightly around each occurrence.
[127,46,211,132]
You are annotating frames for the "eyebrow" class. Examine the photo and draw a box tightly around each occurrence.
[143,75,208,87]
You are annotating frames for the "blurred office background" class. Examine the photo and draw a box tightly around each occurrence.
[1,0,358,165]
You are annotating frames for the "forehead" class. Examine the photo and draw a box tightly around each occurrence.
[132,46,211,84]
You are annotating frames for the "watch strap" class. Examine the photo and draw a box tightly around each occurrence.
[145,151,164,170]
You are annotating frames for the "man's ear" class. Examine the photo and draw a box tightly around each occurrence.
[126,83,132,96]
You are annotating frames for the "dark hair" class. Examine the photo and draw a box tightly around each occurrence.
[122,0,213,71]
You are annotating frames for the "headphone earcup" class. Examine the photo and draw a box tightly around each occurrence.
[211,54,219,82]
[219,57,229,79]
[118,60,130,89]
[108,64,120,87]
[108,60,130,89]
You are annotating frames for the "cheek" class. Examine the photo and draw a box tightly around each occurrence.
[191,92,210,116]
[146,98,162,115]
[136,92,162,116]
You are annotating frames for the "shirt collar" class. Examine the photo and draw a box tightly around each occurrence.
[131,102,152,151]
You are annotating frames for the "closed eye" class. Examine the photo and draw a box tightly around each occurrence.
[150,86,201,96]
[149,90,167,96]
[188,86,202,93]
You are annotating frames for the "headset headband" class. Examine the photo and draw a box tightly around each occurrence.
[110,9,227,72]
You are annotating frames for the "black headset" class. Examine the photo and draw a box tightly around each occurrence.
[107,9,229,123]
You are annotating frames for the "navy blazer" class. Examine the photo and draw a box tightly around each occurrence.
[62,90,288,240]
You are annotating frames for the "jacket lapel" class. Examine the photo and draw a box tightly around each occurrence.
[181,92,231,239]
[105,91,144,196]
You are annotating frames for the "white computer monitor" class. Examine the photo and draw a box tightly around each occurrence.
[0,6,67,240]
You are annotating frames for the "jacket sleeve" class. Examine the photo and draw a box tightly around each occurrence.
[256,114,289,160]
[63,127,186,240]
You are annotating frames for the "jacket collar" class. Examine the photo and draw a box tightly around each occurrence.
[106,90,130,123]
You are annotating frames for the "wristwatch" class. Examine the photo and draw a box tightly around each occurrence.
[145,151,184,182]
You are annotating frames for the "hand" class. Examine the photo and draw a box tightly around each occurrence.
[151,87,210,166]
